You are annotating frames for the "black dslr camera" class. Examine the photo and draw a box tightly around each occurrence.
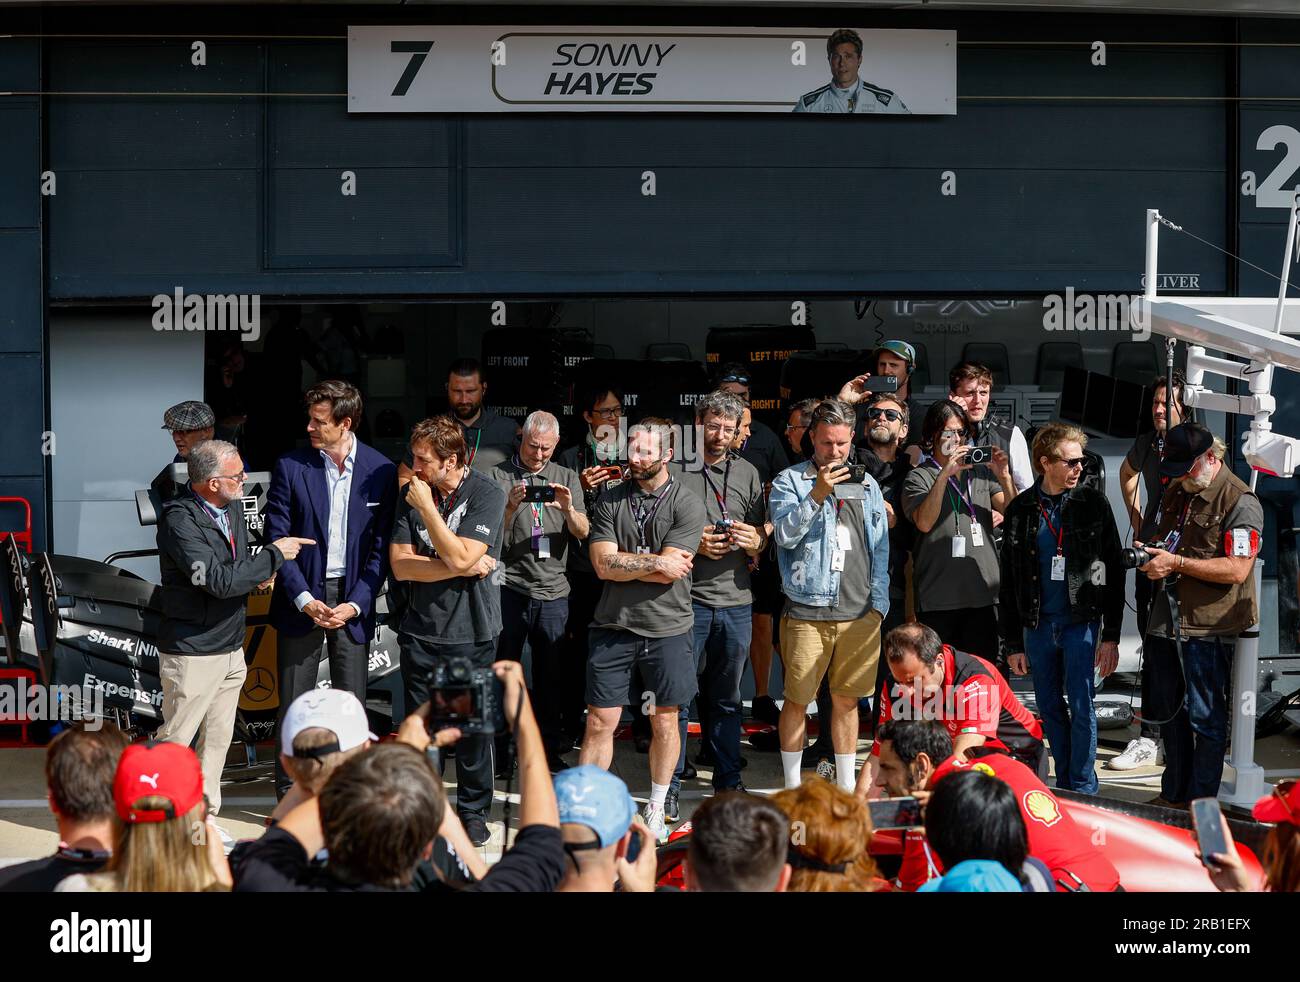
[1120,535,1178,570]
[714,517,735,537]
[428,657,508,735]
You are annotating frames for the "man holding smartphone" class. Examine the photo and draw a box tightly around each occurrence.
[769,399,891,793]
[490,411,589,771]
[668,391,767,813]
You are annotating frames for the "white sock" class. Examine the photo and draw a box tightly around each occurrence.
[781,750,804,789]
[835,754,857,792]
[649,782,669,811]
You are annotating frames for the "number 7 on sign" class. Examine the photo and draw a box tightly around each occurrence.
[390,41,434,97]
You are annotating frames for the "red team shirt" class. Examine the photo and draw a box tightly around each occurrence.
[873,645,1043,758]
[894,751,1121,892]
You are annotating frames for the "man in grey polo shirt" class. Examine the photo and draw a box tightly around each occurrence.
[578,418,706,844]
[667,390,766,816]
[490,410,589,771]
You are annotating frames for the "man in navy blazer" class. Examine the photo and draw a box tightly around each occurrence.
[266,380,397,798]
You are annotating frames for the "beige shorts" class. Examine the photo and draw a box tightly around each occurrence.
[780,610,882,705]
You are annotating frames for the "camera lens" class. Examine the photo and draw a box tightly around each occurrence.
[1119,547,1149,569]
[450,661,470,682]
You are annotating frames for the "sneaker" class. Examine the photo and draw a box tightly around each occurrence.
[1108,736,1159,770]
[643,803,670,844]
[664,787,681,823]
[815,758,836,783]
[462,813,491,846]
[752,695,781,726]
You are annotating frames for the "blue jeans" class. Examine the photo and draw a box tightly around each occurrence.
[672,603,752,792]
[1024,615,1100,795]
[1145,635,1232,803]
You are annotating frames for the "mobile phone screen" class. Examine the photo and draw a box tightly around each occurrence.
[1191,797,1229,865]
[868,796,924,830]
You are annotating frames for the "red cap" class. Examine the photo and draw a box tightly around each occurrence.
[114,742,204,824]
[1252,780,1299,826]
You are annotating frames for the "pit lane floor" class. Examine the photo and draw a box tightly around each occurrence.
[2,701,1297,871]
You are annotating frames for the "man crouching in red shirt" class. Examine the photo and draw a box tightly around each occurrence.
[872,719,1121,892]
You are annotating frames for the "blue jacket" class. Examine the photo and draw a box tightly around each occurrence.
[265,440,397,645]
[769,461,890,615]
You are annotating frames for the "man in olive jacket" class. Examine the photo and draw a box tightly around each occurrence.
[156,439,313,817]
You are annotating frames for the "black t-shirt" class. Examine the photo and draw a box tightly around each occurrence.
[391,469,506,645]
[0,850,109,892]
[739,420,790,485]
[858,445,914,594]
[232,825,564,893]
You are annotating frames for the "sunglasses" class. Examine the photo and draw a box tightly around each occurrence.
[719,373,751,386]
[867,408,903,422]
[1056,457,1086,469]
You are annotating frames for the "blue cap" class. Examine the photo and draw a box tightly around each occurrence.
[553,765,637,848]
[918,860,1022,893]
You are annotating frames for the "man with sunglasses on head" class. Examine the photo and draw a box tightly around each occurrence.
[999,423,1123,795]
[156,440,314,835]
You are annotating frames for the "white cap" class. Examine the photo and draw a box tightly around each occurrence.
[281,688,377,757]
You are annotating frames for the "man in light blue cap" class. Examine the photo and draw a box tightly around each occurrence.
[554,765,656,892]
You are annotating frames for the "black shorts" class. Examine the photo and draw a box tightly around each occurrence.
[586,627,697,711]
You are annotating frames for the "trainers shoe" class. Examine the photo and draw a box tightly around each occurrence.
[815,758,836,783]
[664,787,681,823]
[752,695,782,726]
[643,803,669,844]
[1108,736,1159,770]
[462,814,491,846]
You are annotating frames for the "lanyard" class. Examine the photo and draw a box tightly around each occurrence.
[464,427,482,468]
[926,456,977,535]
[1038,492,1065,556]
[435,470,469,521]
[700,456,732,521]
[630,477,674,549]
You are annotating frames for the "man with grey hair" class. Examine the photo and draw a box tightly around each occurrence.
[665,390,767,813]
[155,440,314,836]
[490,411,590,770]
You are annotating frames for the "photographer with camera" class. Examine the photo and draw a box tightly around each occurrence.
[948,362,1033,494]
[1111,373,1186,770]
[233,662,565,893]
[837,341,923,449]
[1135,422,1263,807]
[578,417,707,843]
[769,399,890,793]
[490,411,589,771]
[903,399,1014,665]
[668,391,767,811]
[999,423,1123,795]
[389,416,507,845]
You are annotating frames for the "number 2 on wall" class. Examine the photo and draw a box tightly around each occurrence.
[1255,125,1300,209]
[390,41,434,97]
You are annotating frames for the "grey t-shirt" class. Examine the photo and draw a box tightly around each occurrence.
[1147,491,1265,639]
[556,440,627,576]
[391,469,506,644]
[787,497,872,622]
[673,455,765,610]
[589,475,708,638]
[903,463,1001,612]
[488,459,586,601]
[1125,431,1170,540]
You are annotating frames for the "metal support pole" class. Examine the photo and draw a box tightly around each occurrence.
[1144,208,1161,301]
[1219,561,1267,809]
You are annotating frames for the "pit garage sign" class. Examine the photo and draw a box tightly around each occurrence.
[348,25,956,114]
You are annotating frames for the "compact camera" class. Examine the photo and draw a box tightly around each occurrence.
[427,657,508,735]
[713,518,735,537]
[523,485,556,504]
[967,446,994,465]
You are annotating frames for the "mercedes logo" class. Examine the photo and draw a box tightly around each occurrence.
[243,666,274,703]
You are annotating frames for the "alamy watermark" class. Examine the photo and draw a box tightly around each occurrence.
[151,288,261,342]
[591,418,706,468]
[0,680,107,728]
[1042,287,1150,342]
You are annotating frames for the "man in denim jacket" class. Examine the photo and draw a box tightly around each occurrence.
[769,399,890,793]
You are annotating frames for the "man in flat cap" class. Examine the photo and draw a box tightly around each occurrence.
[152,401,216,503]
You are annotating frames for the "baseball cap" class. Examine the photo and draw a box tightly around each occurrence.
[553,764,637,847]
[162,400,216,432]
[873,340,916,370]
[1252,779,1299,826]
[114,741,204,824]
[1159,422,1214,478]
[918,859,1022,893]
[281,688,378,758]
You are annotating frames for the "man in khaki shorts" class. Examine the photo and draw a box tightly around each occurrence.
[768,399,891,793]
